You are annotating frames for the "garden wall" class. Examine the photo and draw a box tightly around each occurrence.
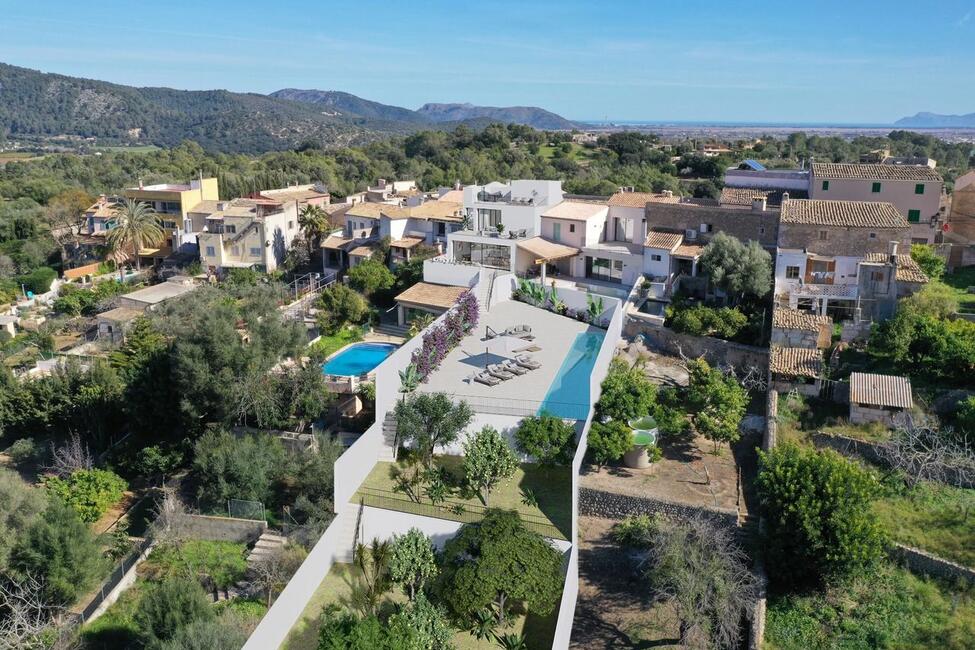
[578,487,740,531]
[177,514,266,543]
[764,390,778,451]
[890,543,975,583]
[627,321,769,369]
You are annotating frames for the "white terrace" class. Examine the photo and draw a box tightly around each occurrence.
[418,300,599,419]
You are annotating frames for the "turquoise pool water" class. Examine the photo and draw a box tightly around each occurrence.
[321,343,397,376]
[538,331,605,419]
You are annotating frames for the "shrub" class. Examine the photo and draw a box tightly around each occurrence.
[611,514,659,548]
[463,426,518,506]
[347,259,395,296]
[757,444,887,589]
[514,413,575,466]
[192,428,284,507]
[135,577,214,646]
[17,266,57,295]
[595,357,657,422]
[409,291,478,382]
[6,438,40,467]
[910,243,945,280]
[387,593,453,650]
[685,359,747,453]
[143,540,249,591]
[667,304,748,340]
[316,284,369,335]
[43,468,128,523]
[389,528,438,601]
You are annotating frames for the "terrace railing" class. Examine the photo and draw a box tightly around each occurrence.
[355,486,566,540]
[442,392,591,421]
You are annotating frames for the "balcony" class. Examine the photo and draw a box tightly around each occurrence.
[783,280,858,300]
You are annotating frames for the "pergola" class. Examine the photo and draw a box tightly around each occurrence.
[516,237,580,282]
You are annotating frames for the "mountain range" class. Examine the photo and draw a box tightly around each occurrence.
[894,111,975,128]
[0,62,578,154]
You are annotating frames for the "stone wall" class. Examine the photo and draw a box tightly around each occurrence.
[177,514,267,543]
[748,562,768,650]
[579,486,739,530]
[770,325,829,349]
[764,391,778,451]
[891,544,975,584]
[625,321,770,369]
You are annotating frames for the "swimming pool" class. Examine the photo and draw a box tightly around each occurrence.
[538,331,605,419]
[321,342,398,376]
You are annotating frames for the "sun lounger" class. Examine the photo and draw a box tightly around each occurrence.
[502,359,528,375]
[486,364,516,380]
[514,354,541,370]
[473,371,501,386]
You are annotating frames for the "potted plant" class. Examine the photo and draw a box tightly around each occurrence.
[495,222,505,236]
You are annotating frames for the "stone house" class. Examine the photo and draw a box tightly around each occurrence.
[849,372,913,427]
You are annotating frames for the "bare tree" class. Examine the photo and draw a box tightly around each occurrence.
[250,544,306,607]
[149,488,189,545]
[881,418,975,488]
[643,516,759,650]
[46,432,93,478]
[0,574,61,650]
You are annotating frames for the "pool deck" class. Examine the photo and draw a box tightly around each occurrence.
[418,300,602,411]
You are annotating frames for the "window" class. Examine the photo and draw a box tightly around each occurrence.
[569,224,576,233]
[821,180,830,191]
[585,256,624,283]
[477,208,502,229]
[436,222,446,236]
[232,246,240,256]
[650,254,662,262]
[907,209,921,223]
[759,227,766,235]
[701,223,713,233]
[786,265,800,279]
[453,241,510,270]
[205,246,215,257]
[915,184,925,195]
[818,230,828,241]
[869,232,877,239]
[183,219,193,233]
[288,221,294,229]
[871,182,882,193]
[250,247,262,257]
[870,271,885,282]
[552,223,561,241]
[225,224,237,234]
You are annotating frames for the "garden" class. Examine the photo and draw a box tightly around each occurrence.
[286,513,564,650]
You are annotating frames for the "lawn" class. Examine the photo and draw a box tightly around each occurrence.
[356,456,571,540]
[537,142,596,165]
[309,327,363,360]
[81,582,144,648]
[942,265,975,313]
[139,540,249,590]
[765,561,975,650]
[874,481,975,567]
[283,562,557,650]
[775,393,890,446]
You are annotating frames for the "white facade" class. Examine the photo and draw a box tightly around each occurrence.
[462,180,564,235]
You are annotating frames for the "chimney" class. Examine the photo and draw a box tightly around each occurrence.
[377,179,387,189]
[138,178,144,190]
[782,191,790,203]
[752,197,767,212]
[454,179,461,190]
[662,190,673,198]
[889,241,899,262]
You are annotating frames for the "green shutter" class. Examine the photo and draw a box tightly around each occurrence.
[822,180,830,191]
[907,209,921,223]
[872,182,881,193]
[915,184,925,195]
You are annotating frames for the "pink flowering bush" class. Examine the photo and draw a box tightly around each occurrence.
[411,291,480,382]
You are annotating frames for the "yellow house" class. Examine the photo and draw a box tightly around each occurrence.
[123,177,220,254]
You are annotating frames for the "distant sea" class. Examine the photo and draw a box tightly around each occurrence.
[578,120,971,130]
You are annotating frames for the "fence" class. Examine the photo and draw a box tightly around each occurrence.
[355,486,566,540]
[52,536,154,649]
[442,392,590,421]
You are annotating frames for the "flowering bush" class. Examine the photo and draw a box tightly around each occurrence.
[411,291,480,382]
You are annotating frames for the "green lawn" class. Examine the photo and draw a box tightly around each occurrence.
[283,562,557,650]
[765,561,975,650]
[356,456,571,540]
[874,481,975,567]
[942,266,975,313]
[309,328,363,360]
[775,394,891,446]
[81,582,144,649]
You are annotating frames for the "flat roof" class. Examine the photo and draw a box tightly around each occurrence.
[122,281,196,305]
[541,200,607,222]
[96,307,144,323]
[419,300,597,408]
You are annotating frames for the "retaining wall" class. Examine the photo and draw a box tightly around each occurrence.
[177,514,266,543]
[627,321,769,368]
[764,391,778,451]
[578,486,739,530]
[891,544,975,584]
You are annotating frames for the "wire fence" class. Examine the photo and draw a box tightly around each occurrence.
[355,486,567,541]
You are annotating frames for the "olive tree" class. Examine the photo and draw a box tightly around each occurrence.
[463,426,518,506]
[389,528,438,601]
[395,393,473,468]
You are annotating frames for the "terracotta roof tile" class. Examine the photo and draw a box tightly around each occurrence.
[781,199,909,229]
[608,191,679,208]
[644,230,684,250]
[770,347,823,378]
[773,309,832,332]
[862,253,929,283]
[812,162,942,182]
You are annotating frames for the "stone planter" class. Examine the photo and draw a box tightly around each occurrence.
[624,446,652,469]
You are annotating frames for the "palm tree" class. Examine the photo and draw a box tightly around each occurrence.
[298,203,330,251]
[107,199,164,272]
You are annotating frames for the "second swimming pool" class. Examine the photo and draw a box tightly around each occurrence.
[538,330,606,419]
[321,342,398,376]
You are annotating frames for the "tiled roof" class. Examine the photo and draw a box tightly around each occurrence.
[517,237,580,263]
[780,199,909,229]
[397,200,463,222]
[673,242,706,258]
[349,245,378,258]
[644,230,684,250]
[770,347,823,378]
[390,237,425,249]
[812,162,942,182]
[320,234,353,250]
[719,187,808,206]
[608,191,679,208]
[773,308,832,332]
[862,254,929,283]
[850,372,913,409]
[395,282,467,310]
[437,189,464,203]
[541,200,608,221]
[346,203,406,219]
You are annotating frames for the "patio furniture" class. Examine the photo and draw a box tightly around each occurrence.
[514,354,541,370]
[487,364,516,380]
[503,324,534,340]
[473,371,501,386]
[502,359,528,375]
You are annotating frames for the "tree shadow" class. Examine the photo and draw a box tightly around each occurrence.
[518,464,572,539]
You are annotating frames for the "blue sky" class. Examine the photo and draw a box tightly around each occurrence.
[1,0,973,123]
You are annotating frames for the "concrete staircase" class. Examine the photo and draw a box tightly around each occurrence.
[374,322,410,338]
[379,410,397,461]
[246,530,287,569]
[333,503,362,563]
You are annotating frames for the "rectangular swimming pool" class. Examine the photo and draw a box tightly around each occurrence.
[538,330,606,419]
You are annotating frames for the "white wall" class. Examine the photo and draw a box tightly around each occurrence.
[607,205,647,244]
[643,247,671,278]
[423,257,481,288]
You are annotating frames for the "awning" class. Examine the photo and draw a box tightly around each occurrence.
[321,234,353,250]
[395,282,467,310]
[517,237,580,264]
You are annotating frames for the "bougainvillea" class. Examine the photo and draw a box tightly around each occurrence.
[411,291,480,382]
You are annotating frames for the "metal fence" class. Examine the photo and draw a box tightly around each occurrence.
[355,486,566,540]
[443,392,590,421]
[228,498,266,522]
